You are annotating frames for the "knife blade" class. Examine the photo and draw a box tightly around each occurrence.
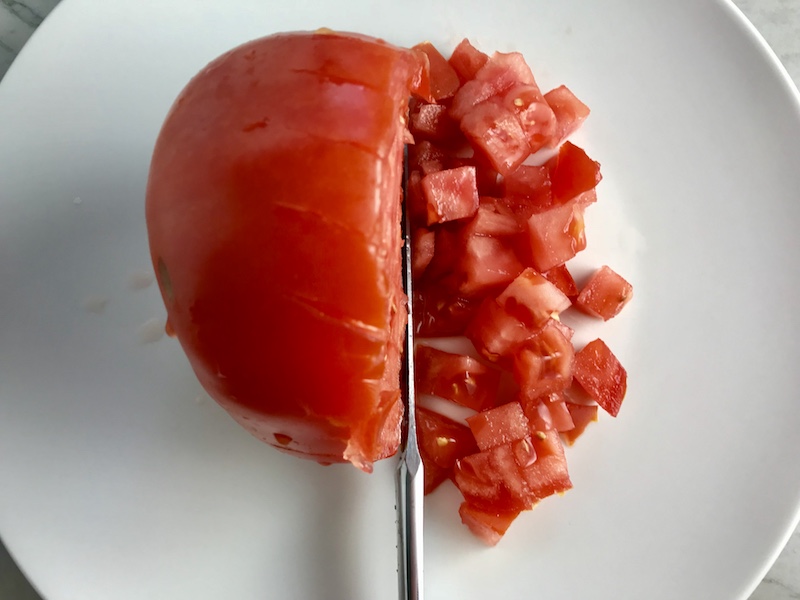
[396,148,424,600]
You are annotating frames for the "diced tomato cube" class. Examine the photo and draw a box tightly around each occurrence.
[526,198,587,272]
[409,140,448,166]
[542,264,578,299]
[512,320,575,400]
[467,401,530,451]
[454,439,537,512]
[522,430,572,501]
[421,165,480,225]
[562,402,599,446]
[470,197,525,237]
[458,503,520,546]
[544,85,591,146]
[413,285,479,337]
[406,169,427,226]
[503,164,553,214]
[549,141,602,203]
[409,47,433,103]
[415,345,501,411]
[448,38,490,82]
[466,298,539,364]
[573,339,627,417]
[460,100,531,175]
[497,268,571,328]
[550,318,574,341]
[411,227,435,279]
[575,265,633,320]
[412,42,461,101]
[521,394,575,434]
[410,103,460,143]
[457,231,525,297]
[416,406,479,470]
[502,85,557,152]
[450,51,536,120]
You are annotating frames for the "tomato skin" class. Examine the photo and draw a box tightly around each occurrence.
[146,32,417,471]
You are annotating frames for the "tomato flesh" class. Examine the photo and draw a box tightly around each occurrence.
[544,85,591,147]
[415,345,501,411]
[513,320,575,400]
[573,339,627,417]
[413,42,461,101]
[458,503,520,547]
[563,402,599,445]
[466,401,530,451]
[416,406,478,494]
[448,38,489,82]
[575,265,633,320]
[421,165,480,225]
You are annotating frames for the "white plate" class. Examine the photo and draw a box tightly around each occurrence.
[2,0,800,598]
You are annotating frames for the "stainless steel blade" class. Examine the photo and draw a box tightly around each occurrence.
[396,148,424,600]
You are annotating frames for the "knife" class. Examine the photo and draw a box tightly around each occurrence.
[396,149,424,600]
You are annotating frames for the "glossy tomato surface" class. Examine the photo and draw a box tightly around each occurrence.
[146,31,418,471]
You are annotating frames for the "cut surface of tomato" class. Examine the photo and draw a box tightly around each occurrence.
[549,141,602,203]
[466,401,530,451]
[460,99,531,176]
[448,38,489,82]
[573,339,627,417]
[513,320,575,400]
[544,85,590,146]
[497,268,571,328]
[421,165,480,225]
[415,345,501,411]
[416,406,478,493]
[563,402,599,445]
[526,198,588,272]
[575,265,633,321]
[458,503,520,546]
[412,42,461,101]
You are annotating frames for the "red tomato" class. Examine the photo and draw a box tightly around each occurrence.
[448,38,489,82]
[542,264,579,299]
[573,339,628,417]
[415,345,501,411]
[421,165,480,225]
[503,164,553,213]
[458,503,520,547]
[526,197,588,272]
[411,227,435,279]
[497,268,572,328]
[409,102,460,142]
[575,265,633,320]
[512,320,575,400]
[544,85,591,147]
[466,298,540,365]
[466,401,530,451]
[460,99,531,175]
[501,84,557,152]
[412,42,461,101]
[550,141,602,203]
[413,285,479,337]
[522,430,572,501]
[416,406,478,494]
[146,31,421,471]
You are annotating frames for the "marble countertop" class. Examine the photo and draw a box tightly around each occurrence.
[1,0,800,599]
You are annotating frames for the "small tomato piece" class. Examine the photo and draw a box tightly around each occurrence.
[562,402,599,446]
[421,165,480,225]
[415,345,501,411]
[448,38,490,82]
[544,85,591,146]
[573,339,627,417]
[413,42,461,101]
[466,401,530,451]
[575,265,633,320]
[459,503,520,546]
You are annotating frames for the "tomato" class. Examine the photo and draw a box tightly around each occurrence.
[549,141,602,203]
[501,84,557,152]
[145,31,423,472]
[575,265,633,320]
[522,430,572,501]
[503,164,553,213]
[573,339,627,417]
[512,320,575,400]
[466,401,530,451]
[458,230,525,296]
[415,345,501,411]
[470,197,525,237]
[497,268,572,328]
[413,285,479,337]
[448,38,489,82]
[458,503,520,547]
[421,165,480,225]
[544,85,590,147]
[563,402,599,445]
[526,197,588,272]
[416,406,478,494]
[410,227,435,278]
[412,42,461,101]
[542,264,578,299]
[459,99,531,175]
[409,102,460,142]
[467,298,540,365]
